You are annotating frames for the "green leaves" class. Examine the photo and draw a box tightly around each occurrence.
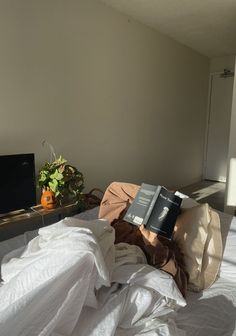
[37,156,85,206]
[50,170,64,181]
[38,171,48,183]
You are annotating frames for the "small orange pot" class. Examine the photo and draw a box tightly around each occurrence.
[41,190,57,209]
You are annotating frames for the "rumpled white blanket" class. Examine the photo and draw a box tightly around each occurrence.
[0,217,186,336]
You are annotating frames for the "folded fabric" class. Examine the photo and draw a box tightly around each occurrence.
[0,218,115,336]
[73,264,186,336]
[174,203,223,291]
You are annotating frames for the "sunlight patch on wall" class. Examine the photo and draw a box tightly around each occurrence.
[226,158,236,207]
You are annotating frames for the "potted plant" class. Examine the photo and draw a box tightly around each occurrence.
[37,156,85,208]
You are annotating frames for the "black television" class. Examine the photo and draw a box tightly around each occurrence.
[0,153,37,214]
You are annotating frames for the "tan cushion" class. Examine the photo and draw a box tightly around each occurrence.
[174,203,222,291]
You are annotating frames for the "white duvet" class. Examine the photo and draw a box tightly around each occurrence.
[0,217,186,336]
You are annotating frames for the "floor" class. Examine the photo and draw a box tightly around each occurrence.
[179,180,225,212]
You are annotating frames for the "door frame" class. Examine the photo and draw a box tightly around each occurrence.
[203,70,234,181]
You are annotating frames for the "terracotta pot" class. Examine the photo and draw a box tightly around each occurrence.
[41,190,57,209]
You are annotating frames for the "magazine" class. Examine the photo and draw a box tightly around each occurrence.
[123,183,182,239]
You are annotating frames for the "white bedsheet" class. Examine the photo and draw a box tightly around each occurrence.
[0,218,114,336]
[0,217,186,336]
[218,211,236,282]
[176,276,236,336]
[73,264,185,336]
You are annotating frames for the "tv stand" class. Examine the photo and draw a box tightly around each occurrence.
[0,203,81,242]
[0,208,29,219]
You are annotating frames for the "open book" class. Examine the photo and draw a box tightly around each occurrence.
[124,183,182,239]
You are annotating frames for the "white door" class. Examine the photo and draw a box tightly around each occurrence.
[205,72,234,182]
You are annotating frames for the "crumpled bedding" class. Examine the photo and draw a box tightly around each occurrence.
[0,217,186,336]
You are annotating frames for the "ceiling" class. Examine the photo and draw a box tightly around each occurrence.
[99,0,236,58]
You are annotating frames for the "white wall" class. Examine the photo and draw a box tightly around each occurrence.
[205,56,235,184]
[208,56,236,214]
[210,56,235,73]
[0,0,209,196]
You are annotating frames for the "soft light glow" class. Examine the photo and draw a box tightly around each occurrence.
[226,157,236,206]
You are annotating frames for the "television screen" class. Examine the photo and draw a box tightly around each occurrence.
[0,153,36,214]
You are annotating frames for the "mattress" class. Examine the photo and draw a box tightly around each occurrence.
[0,207,235,336]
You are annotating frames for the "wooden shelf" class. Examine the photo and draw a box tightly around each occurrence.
[0,203,81,242]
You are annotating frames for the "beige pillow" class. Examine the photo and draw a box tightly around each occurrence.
[174,203,222,292]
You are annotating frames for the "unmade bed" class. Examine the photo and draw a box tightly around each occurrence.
[0,201,235,336]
